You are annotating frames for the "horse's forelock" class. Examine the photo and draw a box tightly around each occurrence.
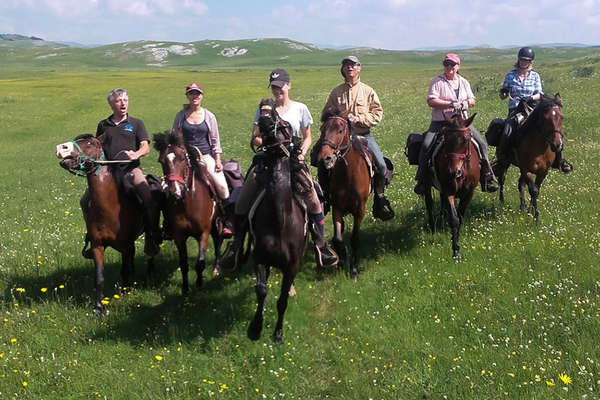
[152,131,170,152]
[74,133,95,141]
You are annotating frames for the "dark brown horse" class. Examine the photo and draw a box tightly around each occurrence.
[317,111,371,280]
[56,134,160,316]
[424,114,480,258]
[246,98,308,342]
[153,132,223,295]
[493,94,564,221]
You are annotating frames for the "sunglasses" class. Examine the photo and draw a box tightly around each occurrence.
[443,61,457,67]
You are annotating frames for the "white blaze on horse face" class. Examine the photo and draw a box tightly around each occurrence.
[167,152,176,163]
[56,142,74,159]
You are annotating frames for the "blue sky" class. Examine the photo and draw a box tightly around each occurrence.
[1,0,599,49]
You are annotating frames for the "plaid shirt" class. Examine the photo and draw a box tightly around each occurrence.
[502,69,543,111]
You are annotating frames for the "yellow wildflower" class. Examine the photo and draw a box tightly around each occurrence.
[155,355,163,361]
[22,381,28,387]
[11,338,17,343]
[558,373,572,385]
[41,288,47,293]
[546,380,555,387]
[16,288,25,293]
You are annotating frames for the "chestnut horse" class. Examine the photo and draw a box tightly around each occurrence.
[153,132,223,295]
[56,134,161,316]
[493,94,564,221]
[246,98,308,342]
[317,111,371,280]
[424,114,480,258]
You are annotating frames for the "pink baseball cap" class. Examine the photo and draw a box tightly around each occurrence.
[185,83,203,94]
[443,53,461,65]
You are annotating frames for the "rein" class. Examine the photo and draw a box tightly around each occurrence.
[164,149,193,195]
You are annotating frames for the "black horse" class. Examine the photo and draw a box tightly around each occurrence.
[246,99,308,342]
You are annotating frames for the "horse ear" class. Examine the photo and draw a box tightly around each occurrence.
[465,113,477,127]
[554,93,561,102]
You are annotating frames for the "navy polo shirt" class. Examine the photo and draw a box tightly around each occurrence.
[96,115,149,162]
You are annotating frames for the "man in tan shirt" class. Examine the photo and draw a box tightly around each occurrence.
[319,55,394,221]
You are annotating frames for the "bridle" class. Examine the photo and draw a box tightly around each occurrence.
[163,146,193,196]
[442,126,472,179]
[545,105,564,153]
[320,116,352,164]
[258,111,293,157]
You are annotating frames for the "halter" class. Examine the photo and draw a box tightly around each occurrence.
[442,127,472,179]
[69,140,105,176]
[321,116,352,164]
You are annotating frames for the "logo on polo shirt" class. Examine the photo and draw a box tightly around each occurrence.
[124,124,134,132]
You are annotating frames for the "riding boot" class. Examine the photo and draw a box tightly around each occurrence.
[480,159,499,193]
[216,198,233,237]
[135,183,162,257]
[373,175,394,221]
[219,213,247,271]
[495,119,515,171]
[309,213,338,268]
[552,150,574,174]
[317,165,330,215]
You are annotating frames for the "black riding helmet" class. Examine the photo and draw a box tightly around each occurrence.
[518,47,535,61]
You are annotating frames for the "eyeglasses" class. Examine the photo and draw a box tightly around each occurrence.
[343,63,360,68]
[443,61,457,67]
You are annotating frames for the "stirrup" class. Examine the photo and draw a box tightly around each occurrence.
[373,197,394,221]
[315,243,338,268]
[559,160,573,174]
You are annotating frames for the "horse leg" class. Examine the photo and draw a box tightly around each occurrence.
[530,173,546,222]
[457,190,474,224]
[273,269,296,343]
[194,245,206,289]
[424,188,435,232]
[331,209,346,268]
[494,163,508,203]
[446,195,461,259]
[518,172,530,213]
[120,244,134,289]
[176,238,190,296]
[248,264,269,341]
[349,211,365,282]
[211,229,223,277]
[92,246,106,318]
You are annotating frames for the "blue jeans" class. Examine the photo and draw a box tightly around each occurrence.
[363,132,386,179]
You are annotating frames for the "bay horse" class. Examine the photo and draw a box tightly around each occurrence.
[246,98,308,342]
[153,132,223,295]
[317,110,371,280]
[56,134,161,317]
[424,114,480,258]
[493,94,564,221]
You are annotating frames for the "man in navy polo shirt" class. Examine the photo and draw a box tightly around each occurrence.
[96,88,161,256]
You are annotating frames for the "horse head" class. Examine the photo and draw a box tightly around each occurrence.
[440,113,476,180]
[256,98,293,157]
[56,134,104,175]
[522,93,564,153]
[318,109,351,169]
[154,131,190,200]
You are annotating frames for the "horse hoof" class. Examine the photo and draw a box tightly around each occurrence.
[93,306,104,320]
[212,267,221,278]
[272,330,283,343]
[453,252,462,260]
[247,325,262,341]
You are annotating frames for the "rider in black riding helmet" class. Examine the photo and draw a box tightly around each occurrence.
[497,47,573,173]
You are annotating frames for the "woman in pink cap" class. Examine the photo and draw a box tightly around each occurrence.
[171,82,231,235]
[413,53,499,195]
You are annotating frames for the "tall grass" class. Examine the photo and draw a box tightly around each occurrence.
[1,55,599,399]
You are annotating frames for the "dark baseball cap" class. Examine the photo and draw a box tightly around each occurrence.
[268,68,290,87]
[341,55,360,65]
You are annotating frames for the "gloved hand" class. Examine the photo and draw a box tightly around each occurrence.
[452,101,462,111]
[461,100,469,110]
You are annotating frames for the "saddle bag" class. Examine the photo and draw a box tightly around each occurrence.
[404,133,424,165]
[485,118,505,147]
[223,159,244,189]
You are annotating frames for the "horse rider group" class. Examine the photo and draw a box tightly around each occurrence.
[94,47,572,266]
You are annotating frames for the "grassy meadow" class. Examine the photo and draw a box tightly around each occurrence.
[1,53,600,399]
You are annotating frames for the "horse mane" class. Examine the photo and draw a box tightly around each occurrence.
[320,108,351,123]
[74,133,95,141]
[521,95,562,132]
[153,131,183,152]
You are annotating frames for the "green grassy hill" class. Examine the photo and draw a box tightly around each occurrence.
[2,36,600,70]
